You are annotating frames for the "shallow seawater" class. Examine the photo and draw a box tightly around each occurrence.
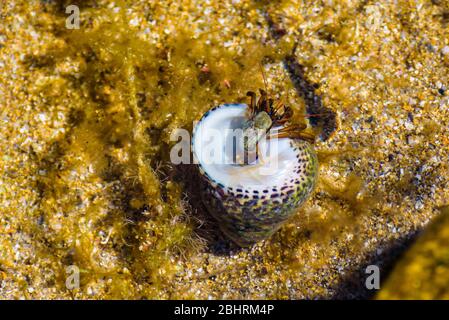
[0,0,448,299]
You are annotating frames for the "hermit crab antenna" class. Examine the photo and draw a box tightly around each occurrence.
[259,62,269,94]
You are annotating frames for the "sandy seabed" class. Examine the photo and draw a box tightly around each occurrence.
[0,0,448,299]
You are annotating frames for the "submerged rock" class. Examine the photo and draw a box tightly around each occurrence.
[378,206,449,300]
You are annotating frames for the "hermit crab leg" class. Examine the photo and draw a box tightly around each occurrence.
[276,123,307,133]
[270,105,293,126]
[246,91,257,116]
[270,99,284,117]
[257,89,268,114]
[269,131,315,143]
[267,98,274,113]
[268,123,315,143]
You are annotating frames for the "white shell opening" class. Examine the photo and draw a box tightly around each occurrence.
[192,104,299,190]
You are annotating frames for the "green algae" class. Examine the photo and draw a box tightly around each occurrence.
[2,0,448,300]
[18,1,298,298]
[6,0,376,299]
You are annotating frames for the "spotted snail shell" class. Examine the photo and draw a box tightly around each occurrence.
[191,93,318,247]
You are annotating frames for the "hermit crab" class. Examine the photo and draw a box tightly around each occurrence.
[192,89,318,246]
